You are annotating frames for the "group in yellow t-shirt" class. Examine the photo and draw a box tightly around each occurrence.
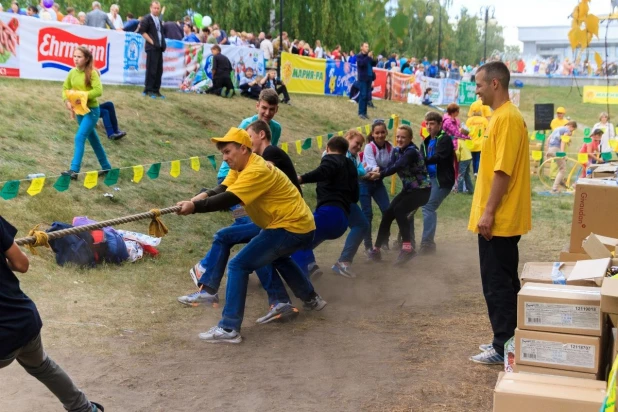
[223,153,315,234]
[468,101,532,237]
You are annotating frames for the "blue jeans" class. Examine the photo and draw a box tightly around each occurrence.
[420,177,451,246]
[291,206,349,277]
[338,203,369,263]
[358,81,369,116]
[216,176,252,225]
[198,222,290,306]
[219,228,316,331]
[360,180,391,249]
[471,152,481,174]
[457,159,475,194]
[70,106,111,173]
[99,101,119,137]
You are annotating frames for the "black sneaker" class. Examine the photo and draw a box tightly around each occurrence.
[368,102,375,108]
[359,115,369,120]
[308,263,323,279]
[61,170,79,180]
[394,249,418,266]
[419,244,437,255]
[91,402,104,411]
[366,248,382,262]
[109,131,126,140]
[303,294,327,311]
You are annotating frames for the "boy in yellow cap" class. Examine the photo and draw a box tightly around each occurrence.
[176,127,326,343]
[550,107,568,131]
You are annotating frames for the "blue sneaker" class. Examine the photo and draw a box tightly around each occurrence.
[142,92,148,97]
[156,93,166,99]
[332,262,356,279]
[469,348,504,365]
[150,94,157,99]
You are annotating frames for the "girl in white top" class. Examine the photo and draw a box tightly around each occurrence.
[593,112,616,153]
[314,40,324,59]
[107,4,123,30]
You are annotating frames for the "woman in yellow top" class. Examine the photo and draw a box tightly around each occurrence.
[61,46,112,180]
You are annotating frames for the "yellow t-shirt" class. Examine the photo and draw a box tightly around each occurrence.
[550,118,568,131]
[456,138,472,162]
[466,116,489,152]
[468,101,532,237]
[222,153,315,234]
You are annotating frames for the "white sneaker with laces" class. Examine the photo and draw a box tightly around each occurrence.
[189,263,206,287]
[199,326,242,344]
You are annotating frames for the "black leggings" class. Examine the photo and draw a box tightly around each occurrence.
[375,188,431,248]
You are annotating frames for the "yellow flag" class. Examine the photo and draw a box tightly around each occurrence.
[338,131,343,136]
[611,140,618,151]
[84,171,98,189]
[133,165,144,183]
[578,153,589,164]
[365,125,371,134]
[531,150,542,161]
[170,160,181,178]
[316,135,323,149]
[421,127,429,138]
[281,142,289,153]
[295,140,302,154]
[27,177,45,196]
[190,156,200,171]
[561,135,571,143]
[356,127,362,133]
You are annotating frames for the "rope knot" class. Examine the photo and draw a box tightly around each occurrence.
[26,225,51,255]
[149,208,168,238]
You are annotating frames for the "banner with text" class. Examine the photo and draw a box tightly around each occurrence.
[281,52,326,95]
[583,86,618,105]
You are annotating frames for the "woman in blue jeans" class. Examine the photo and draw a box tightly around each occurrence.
[61,46,112,180]
[360,120,393,251]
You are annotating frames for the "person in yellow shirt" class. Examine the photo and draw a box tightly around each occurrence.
[468,62,531,365]
[467,99,492,120]
[455,128,474,194]
[466,109,489,175]
[176,127,326,344]
[550,106,568,131]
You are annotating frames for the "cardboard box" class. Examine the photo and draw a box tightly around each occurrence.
[520,261,605,287]
[515,329,601,373]
[570,179,618,253]
[591,163,618,179]
[601,277,618,314]
[518,283,602,336]
[560,251,593,262]
[513,364,598,380]
[583,234,618,258]
[493,372,606,412]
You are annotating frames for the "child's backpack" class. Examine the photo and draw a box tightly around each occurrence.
[47,222,97,267]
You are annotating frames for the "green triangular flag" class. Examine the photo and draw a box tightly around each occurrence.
[388,118,394,129]
[0,180,20,200]
[402,119,411,126]
[302,138,312,150]
[53,175,71,192]
[104,168,120,186]
[584,128,591,137]
[207,155,217,170]
[147,163,161,179]
[327,133,334,140]
[584,137,592,144]
[602,152,613,161]
[535,131,545,141]
[556,152,566,158]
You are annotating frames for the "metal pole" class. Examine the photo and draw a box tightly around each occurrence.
[437,1,442,68]
[278,0,283,76]
[483,8,488,63]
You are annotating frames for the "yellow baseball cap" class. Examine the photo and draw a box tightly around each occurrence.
[557,107,566,114]
[211,127,252,148]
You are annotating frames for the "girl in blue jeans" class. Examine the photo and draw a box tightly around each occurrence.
[61,46,112,180]
[360,120,393,251]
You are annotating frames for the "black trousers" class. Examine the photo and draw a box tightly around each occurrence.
[375,188,430,248]
[276,84,291,102]
[144,48,163,94]
[478,235,521,357]
[207,76,235,95]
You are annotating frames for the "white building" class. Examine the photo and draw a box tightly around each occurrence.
[518,24,618,62]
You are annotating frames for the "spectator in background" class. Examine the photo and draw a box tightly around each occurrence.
[261,68,291,105]
[356,42,373,121]
[385,53,397,70]
[78,11,86,24]
[314,40,323,59]
[183,23,200,43]
[206,45,234,98]
[123,13,139,32]
[26,5,39,17]
[593,112,616,154]
[139,1,166,99]
[331,45,341,60]
[348,50,357,65]
[85,1,114,29]
[208,30,219,44]
[239,67,262,100]
[52,3,63,21]
[107,4,123,30]
[39,0,56,20]
[213,24,228,44]
[162,19,183,40]
[228,29,239,45]
[62,7,80,24]
[260,33,273,64]
[257,32,265,46]
[8,2,26,15]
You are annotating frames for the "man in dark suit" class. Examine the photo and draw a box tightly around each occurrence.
[139,1,166,98]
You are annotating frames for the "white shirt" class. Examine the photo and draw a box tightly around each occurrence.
[593,121,616,153]
[315,46,323,59]
[260,39,273,60]
[107,13,123,29]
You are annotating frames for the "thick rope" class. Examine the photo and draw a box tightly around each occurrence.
[15,206,181,247]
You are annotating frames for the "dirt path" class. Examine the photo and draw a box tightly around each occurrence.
[1,231,517,412]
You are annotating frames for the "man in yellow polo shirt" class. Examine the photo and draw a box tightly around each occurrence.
[176,127,326,344]
[468,62,531,365]
[550,106,568,131]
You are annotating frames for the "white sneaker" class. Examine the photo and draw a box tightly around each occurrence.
[198,326,242,344]
[177,290,219,307]
[189,263,206,287]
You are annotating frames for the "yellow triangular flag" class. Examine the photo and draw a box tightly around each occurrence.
[611,140,618,151]
[338,131,344,136]
[281,142,289,153]
[531,150,542,161]
[578,153,589,164]
[170,160,181,178]
[190,156,200,171]
[295,140,302,154]
[316,135,323,149]
[365,125,371,134]
[84,171,98,189]
[27,177,45,196]
[561,135,571,143]
[356,127,362,133]
[133,165,144,183]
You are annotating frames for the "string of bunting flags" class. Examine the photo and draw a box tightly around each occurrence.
[529,129,618,164]
[0,116,409,201]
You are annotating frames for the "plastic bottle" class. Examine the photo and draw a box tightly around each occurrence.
[586,169,592,180]
[26,173,45,179]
